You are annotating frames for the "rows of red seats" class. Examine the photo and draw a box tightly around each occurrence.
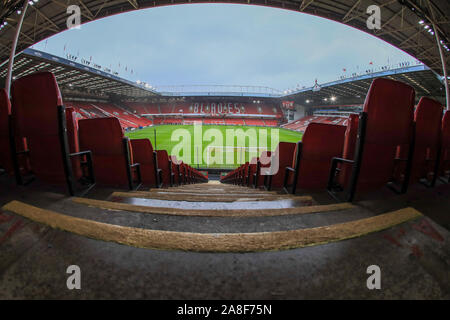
[203,119,225,125]
[138,118,279,127]
[0,72,207,196]
[282,115,347,132]
[65,101,153,129]
[121,101,282,127]
[94,102,152,128]
[225,119,245,125]
[222,78,449,202]
[127,102,282,117]
[123,102,160,115]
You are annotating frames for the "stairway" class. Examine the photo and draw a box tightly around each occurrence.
[1,180,449,299]
[1,181,423,252]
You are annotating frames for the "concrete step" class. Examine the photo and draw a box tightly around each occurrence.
[155,186,277,193]
[147,188,279,195]
[72,196,355,219]
[1,200,422,253]
[112,191,308,202]
[24,197,371,233]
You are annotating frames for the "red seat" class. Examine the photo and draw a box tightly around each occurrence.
[0,89,12,174]
[438,111,450,182]
[255,151,272,188]
[171,155,181,185]
[328,78,415,201]
[182,162,190,184]
[265,142,296,189]
[285,123,346,192]
[130,139,162,187]
[221,166,236,184]
[192,168,208,182]
[0,89,30,176]
[156,150,173,186]
[11,72,94,194]
[247,157,258,187]
[78,117,139,188]
[65,107,83,179]
[240,162,249,186]
[183,163,191,184]
[336,114,359,188]
[394,97,443,186]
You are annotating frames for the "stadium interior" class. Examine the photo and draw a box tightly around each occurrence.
[0,0,450,300]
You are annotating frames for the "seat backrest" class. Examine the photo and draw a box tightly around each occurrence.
[0,89,12,173]
[243,162,249,178]
[339,78,415,192]
[337,114,359,186]
[257,151,272,186]
[11,72,75,183]
[270,142,296,188]
[0,88,31,176]
[247,156,258,184]
[440,110,450,175]
[156,150,171,185]
[79,117,131,186]
[296,123,346,190]
[65,107,79,154]
[65,107,82,178]
[409,97,443,183]
[130,139,154,165]
[170,155,180,184]
[130,139,156,185]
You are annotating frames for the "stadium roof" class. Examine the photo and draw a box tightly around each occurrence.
[0,0,449,77]
[284,63,447,105]
[0,48,159,98]
[156,85,283,97]
[0,47,444,103]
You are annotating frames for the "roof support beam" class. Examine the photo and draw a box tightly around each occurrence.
[428,0,449,110]
[52,0,93,22]
[375,7,404,34]
[5,0,28,98]
[29,3,60,31]
[299,0,314,12]
[127,0,139,10]
[343,0,396,24]
[342,0,361,23]
[78,0,94,20]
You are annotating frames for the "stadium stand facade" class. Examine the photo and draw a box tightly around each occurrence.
[123,100,284,127]
[65,101,153,129]
[62,99,284,130]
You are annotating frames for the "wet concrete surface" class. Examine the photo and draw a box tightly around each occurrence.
[0,215,449,299]
[1,175,450,299]
[39,198,374,233]
[111,196,312,210]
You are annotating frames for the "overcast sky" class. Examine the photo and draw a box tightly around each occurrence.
[32,4,416,91]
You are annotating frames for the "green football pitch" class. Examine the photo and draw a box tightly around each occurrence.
[126,124,303,169]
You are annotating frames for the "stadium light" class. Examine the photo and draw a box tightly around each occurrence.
[305,100,310,104]
[331,96,336,102]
